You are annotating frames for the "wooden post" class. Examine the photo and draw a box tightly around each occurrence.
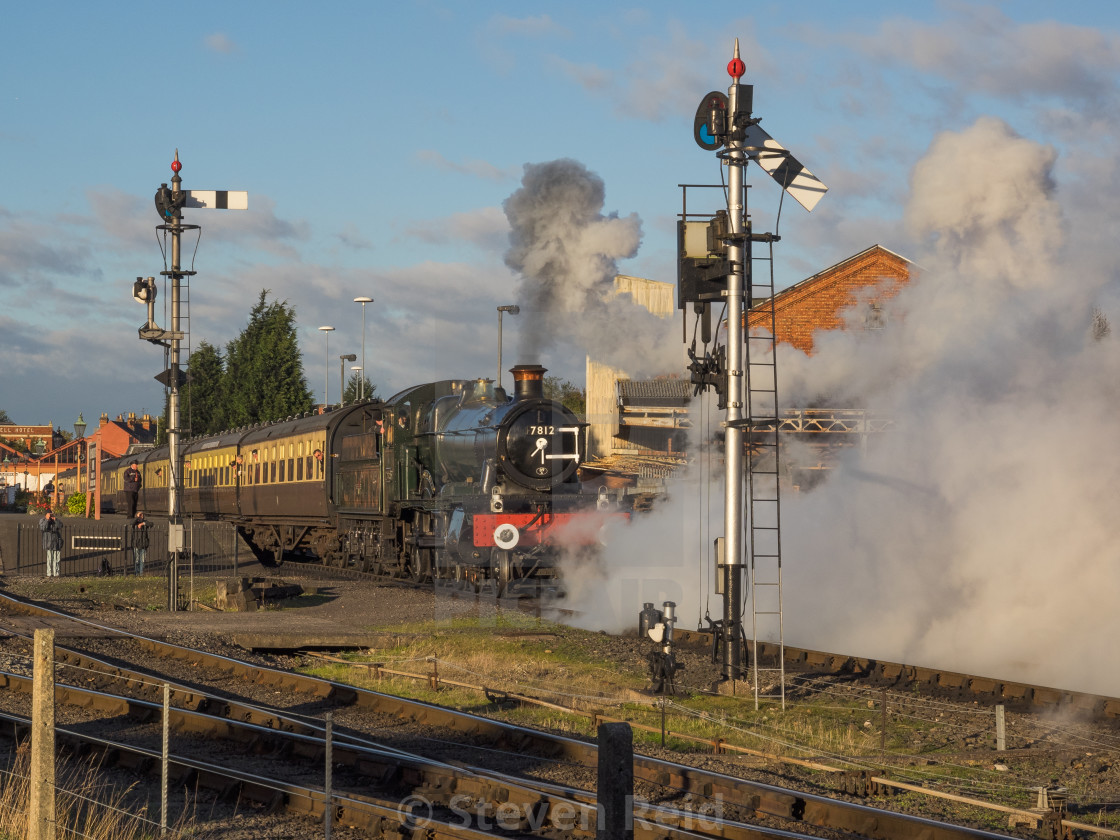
[596,722,633,840]
[30,629,56,840]
[995,705,1006,752]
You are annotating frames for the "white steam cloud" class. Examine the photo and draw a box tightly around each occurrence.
[779,116,1120,696]
[559,118,1120,697]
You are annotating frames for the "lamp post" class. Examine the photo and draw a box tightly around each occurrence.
[351,366,363,400]
[318,326,335,408]
[339,354,357,404]
[496,305,520,390]
[74,413,86,508]
[34,440,44,497]
[354,296,373,400]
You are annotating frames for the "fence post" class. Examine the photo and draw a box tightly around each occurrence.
[30,628,56,840]
[995,704,1006,751]
[596,722,633,840]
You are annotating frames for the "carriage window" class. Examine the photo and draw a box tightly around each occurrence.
[297,458,303,481]
[279,460,285,482]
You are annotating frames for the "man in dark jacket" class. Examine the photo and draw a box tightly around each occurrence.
[40,512,63,577]
[130,511,150,575]
[123,462,142,517]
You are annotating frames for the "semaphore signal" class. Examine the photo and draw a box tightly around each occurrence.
[135,149,246,611]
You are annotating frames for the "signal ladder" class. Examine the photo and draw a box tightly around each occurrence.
[744,227,785,710]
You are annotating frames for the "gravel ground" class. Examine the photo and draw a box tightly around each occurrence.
[3,572,1120,839]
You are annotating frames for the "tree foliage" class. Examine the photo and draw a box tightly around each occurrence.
[0,409,12,424]
[160,291,315,439]
[223,291,314,427]
[543,376,585,416]
[184,341,225,436]
[343,372,377,404]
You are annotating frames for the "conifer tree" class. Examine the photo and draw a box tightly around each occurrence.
[224,290,314,426]
[343,372,377,404]
[184,341,225,436]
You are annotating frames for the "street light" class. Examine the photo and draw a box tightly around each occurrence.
[318,326,335,407]
[74,413,87,506]
[339,353,357,404]
[354,296,373,400]
[496,305,520,390]
[351,365,363,400]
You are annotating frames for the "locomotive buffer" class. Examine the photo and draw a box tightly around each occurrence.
[135,150,246,610]
[680,41,826,698]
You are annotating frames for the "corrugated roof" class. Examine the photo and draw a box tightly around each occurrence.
[618,379,691,401]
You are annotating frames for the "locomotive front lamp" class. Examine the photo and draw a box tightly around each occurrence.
[354,296,373,400]
[496,305,520,391]
[318,326,335,407]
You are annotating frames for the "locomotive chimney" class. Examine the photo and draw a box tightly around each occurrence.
[510,363,546,402]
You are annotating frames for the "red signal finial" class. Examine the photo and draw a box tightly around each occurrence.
[171,149,182,173]
[727,37,744,80]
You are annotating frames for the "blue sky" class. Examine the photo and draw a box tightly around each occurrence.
[3,1,1120,427]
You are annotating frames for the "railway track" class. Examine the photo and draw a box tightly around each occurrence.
[0,591,1033,840]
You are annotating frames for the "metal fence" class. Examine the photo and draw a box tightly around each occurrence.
[11,518,243,578]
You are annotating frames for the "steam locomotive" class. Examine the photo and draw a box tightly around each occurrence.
[80,364,628,593]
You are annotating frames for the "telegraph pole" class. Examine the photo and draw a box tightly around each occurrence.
[140,151,246,610]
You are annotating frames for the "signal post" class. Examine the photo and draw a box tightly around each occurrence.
[136,152,246,610]
[680,42,826,686]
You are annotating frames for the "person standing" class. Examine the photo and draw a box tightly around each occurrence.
[40,511,62,578]
[123,461,142,517]
[130,511,149,575]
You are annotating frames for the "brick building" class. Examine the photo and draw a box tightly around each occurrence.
[747,245,913,354]
[0,424,64,452]
[92,412,158,458]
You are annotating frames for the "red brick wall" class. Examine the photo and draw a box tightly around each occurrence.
[748,246,912,355]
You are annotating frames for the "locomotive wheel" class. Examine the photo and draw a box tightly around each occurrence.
[493,549,514,597]
[409,546,432,583]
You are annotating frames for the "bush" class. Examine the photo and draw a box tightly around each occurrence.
[65,492,86,517]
